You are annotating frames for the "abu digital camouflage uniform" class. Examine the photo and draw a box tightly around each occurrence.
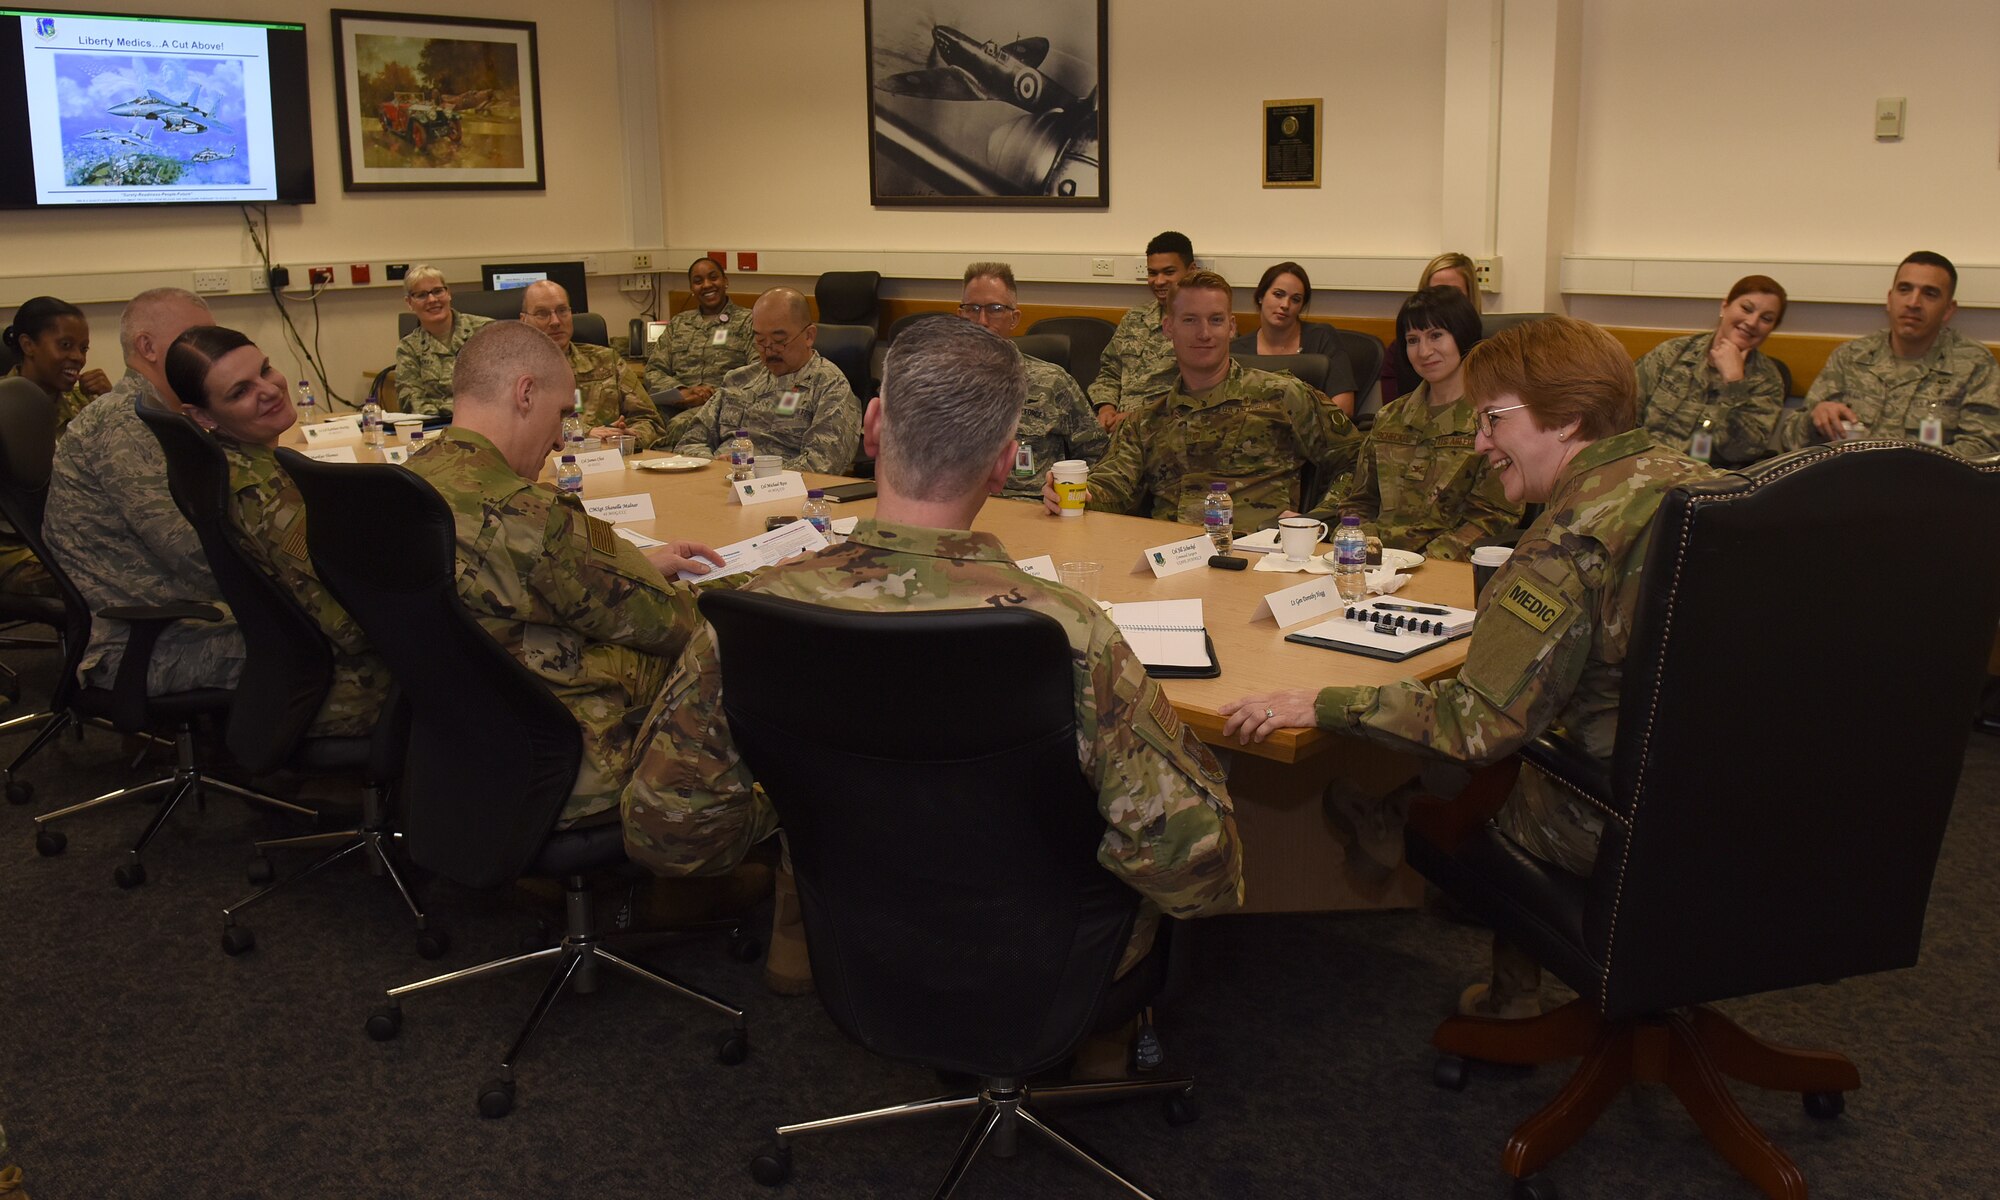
[405,427,708,823]
[1312,428,1715,877]
[566,340,666,449]
[394,311,493,416]
[1086,360,1360,532]
[215,437,391,736]
[1307,382,1519,560]
[642,304,754,399]
[1088,300,1180,414]
[45,373,244,693]
[622,518,1243,967]
[1633,332,1787,466]
[1775,326,2000,457]
[1002,356,1109,500]
[671,351,861,475]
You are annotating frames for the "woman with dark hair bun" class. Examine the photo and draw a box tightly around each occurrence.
[1304,286,1518,559]
[1230,262,1358,414]
[4,294,112,433]
[1633,274,1790,466]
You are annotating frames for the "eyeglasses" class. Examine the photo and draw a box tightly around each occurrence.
[956,303,1018,318]
[524,306,572,321]
[408,286,449,301]
[1474,402,1531,437]
[752,327,810,351]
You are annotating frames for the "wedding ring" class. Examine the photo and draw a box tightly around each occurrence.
[1265,708,1275,719]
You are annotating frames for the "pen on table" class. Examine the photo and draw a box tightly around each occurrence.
[1372,601,1450,616]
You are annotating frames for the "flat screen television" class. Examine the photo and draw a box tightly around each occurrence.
[481,260,588,313]
[0,7,315,209]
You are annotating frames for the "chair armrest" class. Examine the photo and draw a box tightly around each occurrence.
[1519,735,1612,807]
[1405,757,1523,855]
[98,602,225,624]
[101,602,227,728]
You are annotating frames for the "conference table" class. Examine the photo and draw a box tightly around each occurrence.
[303,429,1476,915]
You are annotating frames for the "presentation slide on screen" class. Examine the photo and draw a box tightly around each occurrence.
[16,12,277,205]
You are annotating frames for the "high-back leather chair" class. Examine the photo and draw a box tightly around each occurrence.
[699,590,1197,1197]
[0,377,71,783]
[1026,316,1117,391]
[1014,332,1070,371]
[1331,327,1385,422]
[278,450,751,1118]
[813,270,881,327]
[135,406,419,957]
[1406,440,2000,1200]
[812,323,877,401]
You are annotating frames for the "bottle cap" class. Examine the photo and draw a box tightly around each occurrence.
[1340,515,1361,525]
[560,454,576,463]
[1210,481,1228,491]
[735,429,749,437]
[806,489,824,499]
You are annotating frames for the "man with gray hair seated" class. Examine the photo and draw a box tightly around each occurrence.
[393,265,491,417]
[667,286,860,474]
[957,260,1107,499]
[624,314,1244,1002]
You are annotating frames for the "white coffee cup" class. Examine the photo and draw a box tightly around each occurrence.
[1051,459,1089,518]
[752,454,782,478]
[1278,516,1328,562]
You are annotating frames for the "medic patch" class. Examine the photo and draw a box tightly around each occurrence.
[1496,575,1566,633]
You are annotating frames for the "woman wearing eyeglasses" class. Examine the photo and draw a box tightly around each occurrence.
[394,265,493,417]
[1222,317,1714,1019]
[1302,286,1517,559]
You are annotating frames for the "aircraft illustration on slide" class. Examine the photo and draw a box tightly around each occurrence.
[107,87,232,133]
[77,124,155,148]
[189,143,234,163]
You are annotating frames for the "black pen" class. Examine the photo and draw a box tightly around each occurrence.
[1372,601,1450,616]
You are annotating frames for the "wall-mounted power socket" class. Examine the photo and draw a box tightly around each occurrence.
[307,266,336,287]
[192,269,231,293]
[1475,258,1501,291]
[1090,257,1115,277]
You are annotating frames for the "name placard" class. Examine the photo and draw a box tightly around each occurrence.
[381,445,411,464]
[1253,575,1340,627]
[581,493,657,524]
[549,448,625,476]
[301,445,358,463]
[1136,535,1212,579]
[730,471,806,506]
[300,417,362,445]
[1015,554,1059,581]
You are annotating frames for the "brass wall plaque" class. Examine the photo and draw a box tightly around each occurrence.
[1263,98,1321,188]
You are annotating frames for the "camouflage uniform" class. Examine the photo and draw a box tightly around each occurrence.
[1633,333,1787,466]
[1002,356,1109,500]
[567,340,666,449]
[404,427,708,823]
[0,369,77,598]
[394,311,493,416]
[1085,360,1360,532]
[44,373,244,693]
[1776,327,2000,457]
[622,517,1244,966]
[642,304,754,399]
[1306,383,1520,560]
[670,351,861,475]
[215,437,391,736]
[1312,428,1715,877]
[1088,300,1180,414]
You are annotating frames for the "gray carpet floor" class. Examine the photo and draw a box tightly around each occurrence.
[2,645,1996,1200]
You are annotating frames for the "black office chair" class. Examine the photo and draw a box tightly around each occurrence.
[16,398,311,886]
[134,406,426,957]
[814,270,881,327]
[278,449,751,1118]
[1479,312,1555,340]
[1026,316,1117,391]
[1235,352,1338,397]
[698,591,1198,1197]
[1770,354,1796,399]
[1405,441,2000,1200]
[0,378,68,749]
[1015,332,1070,370]
[814,323,878,400]
[1331,326,1385,424]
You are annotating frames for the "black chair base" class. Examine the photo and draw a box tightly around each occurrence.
[364,874,750,1117]
[1431,999,1860,1200]
[755,1074,1197,1198]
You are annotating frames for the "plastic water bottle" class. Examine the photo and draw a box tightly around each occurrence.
[801,489,831,537]
[728,429,755,482]
[1202,481,1233,553]
[295,380,320,424]
[1333,515,1368,601]
[562,389,586,450]
[360,396,384,448]
[555,453,584,498]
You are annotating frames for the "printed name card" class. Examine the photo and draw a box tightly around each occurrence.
[381,445,411,464]
[1015,554,1059,581]
[581,493,657,524]
[548,448,625,476]
[614,527,665,549]
[1135,534,1212,579]
[1253,575,1340,628]
[730,470,806,506]
[300,417,362,445]
[301,445,358,463]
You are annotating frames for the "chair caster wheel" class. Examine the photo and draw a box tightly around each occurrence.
[34,828,65,857]
[728,932,765,963]
[1433,1055,1469,1091]
[6,779,32,805]
[1513,1175,1558,1200]
[113,861,147,889]
[477,1078,515,1119]
[750,1146,792,1186]
[365,1006,403,1041]
[246,856,275,885]
[222,925,256,956]
[1803,1090,1845,1119]
[1162,1089,1200,1126]
[416,929,451,959]
[717,1030,750,1065]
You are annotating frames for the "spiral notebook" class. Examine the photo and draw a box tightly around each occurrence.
[1283,600,1478,662]
[1105,599,1220,678]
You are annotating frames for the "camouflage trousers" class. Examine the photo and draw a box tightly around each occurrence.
[1321,760,1605,883]
[83,621,245,695]
[0,544,55,598]
[306,655,396,738]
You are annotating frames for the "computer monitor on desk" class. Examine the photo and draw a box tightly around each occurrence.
[481,260,588,312]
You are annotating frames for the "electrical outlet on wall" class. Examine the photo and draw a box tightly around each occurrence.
[1475,258,1501,291]
[192,269,231,293]
[631,253,652,270]
[307,266,335,287]
[1090,257,1115,277]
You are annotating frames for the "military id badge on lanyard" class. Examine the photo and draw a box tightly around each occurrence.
[1014,443,1036,477]
[711,323,729,346]
[775,387,803,416]
[1688,417,1714,463]
[1919,406,1945,447]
